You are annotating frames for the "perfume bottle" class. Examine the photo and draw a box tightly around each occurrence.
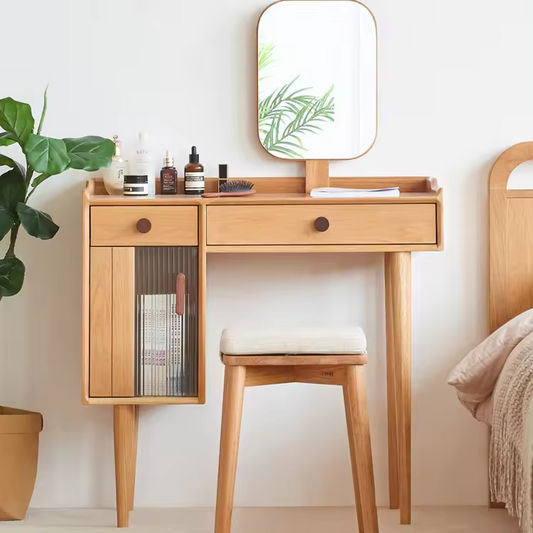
[103,135,128,195]
[160,150,178,195]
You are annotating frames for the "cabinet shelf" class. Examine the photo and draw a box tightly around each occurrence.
[84,396,202,406]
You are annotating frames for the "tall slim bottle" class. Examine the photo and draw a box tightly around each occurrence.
[132,132,154,195]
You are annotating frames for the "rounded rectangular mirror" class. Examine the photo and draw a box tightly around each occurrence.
[258,0,377,160]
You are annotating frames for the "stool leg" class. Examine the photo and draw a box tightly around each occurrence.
[345,366,379,533]
[343,383,366,533]
[215,365,246,533]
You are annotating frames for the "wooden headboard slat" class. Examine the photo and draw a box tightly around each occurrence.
[489,142,533,332]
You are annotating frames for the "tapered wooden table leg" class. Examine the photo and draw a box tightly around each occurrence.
[388,252,412,525]
[385,254,399,510]
[345,366,379,533]
[114,405,135,528]
[129,405,139,511]
[343,383,366,532]
[215,366,246,533]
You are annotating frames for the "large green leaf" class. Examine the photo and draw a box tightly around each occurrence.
[0,205,14,240]
[0,154,25,177]
[0,98,34,145]
[63,136,115,171]
[0,131,16,147]
[0,256,25,297]
[24,134,70,175]
[0,168,25,216]
[16,202,59,240]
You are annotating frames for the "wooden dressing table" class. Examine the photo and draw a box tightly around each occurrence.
[82,175,443,527]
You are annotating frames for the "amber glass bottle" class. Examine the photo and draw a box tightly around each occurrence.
[160,150,178,194]
[184,146,205,195]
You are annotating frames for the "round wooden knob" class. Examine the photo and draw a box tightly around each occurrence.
[314,217,330,232]
[136,218,152,234]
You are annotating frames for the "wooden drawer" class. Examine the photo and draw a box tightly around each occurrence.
[91,206,198,246]
[207,205,436,246]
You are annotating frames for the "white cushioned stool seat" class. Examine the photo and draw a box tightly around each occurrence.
[220,326,367,356]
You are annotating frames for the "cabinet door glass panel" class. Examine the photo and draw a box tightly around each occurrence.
[135,247,198,397]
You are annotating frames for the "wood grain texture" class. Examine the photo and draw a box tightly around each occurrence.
[88,192,440,206]
[293,366,347,386]
[207,205,436,246]
[198,204,207,404]
[114,405,135,528]
[343,384,365,533]
[385,254,399,511]
[506,200,533,319]
[305,160,329,193]
[244,366,295,387]
[112,248,135,397]
[128,405,139,511]
[81,186,91,404]
[345,366,379,533]
[89,176,440,199]
[215,366,246,533]
[222,355,368,366]
[91,206,198,246]
[89,247,113,397]
[435,188,444,250]
[207,244,441,254]
[389,252,411,525]
[489,143,533,332]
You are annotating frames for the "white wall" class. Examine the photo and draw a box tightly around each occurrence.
[0,0,531,509]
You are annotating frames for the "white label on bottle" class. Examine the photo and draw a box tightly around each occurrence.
[185,172,205,191]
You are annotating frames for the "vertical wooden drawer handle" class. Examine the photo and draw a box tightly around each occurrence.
[176,273,186,316]
[314,217,330,232]
[136,218,152,234]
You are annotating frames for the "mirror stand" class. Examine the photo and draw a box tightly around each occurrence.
[305,160,329,193]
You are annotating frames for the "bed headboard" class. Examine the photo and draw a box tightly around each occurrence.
[489,142,533,333]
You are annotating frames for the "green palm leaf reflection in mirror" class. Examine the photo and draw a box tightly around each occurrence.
[258,41,335,159]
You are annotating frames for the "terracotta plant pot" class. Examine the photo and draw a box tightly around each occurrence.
[0,407,43,520]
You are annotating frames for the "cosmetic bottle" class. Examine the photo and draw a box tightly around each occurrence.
[218,164,228,192]
[160,150,178,195]
[184,146,205,195]
[123,175,149,196]
[132,132,154,195]
[103,135,128,195]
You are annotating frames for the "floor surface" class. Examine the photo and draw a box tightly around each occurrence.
[0,507,520,532]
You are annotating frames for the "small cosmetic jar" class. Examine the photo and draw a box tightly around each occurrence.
[123,175,149,196]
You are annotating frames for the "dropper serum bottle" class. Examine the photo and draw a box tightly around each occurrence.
[160,149,178,195]
[184,146,205,195]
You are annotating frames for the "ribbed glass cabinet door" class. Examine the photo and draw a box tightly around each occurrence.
[135,247,198,397]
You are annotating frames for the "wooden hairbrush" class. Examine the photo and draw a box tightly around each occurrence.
[202,180,256,198]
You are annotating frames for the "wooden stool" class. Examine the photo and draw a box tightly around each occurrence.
[214,327,379,533]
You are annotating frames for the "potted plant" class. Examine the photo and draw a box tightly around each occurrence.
[0,89,114,519]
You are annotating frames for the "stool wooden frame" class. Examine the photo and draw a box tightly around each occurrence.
[215,354,379,533]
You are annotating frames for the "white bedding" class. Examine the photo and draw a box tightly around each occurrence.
[449,312,533,532]
[476,341,527,426]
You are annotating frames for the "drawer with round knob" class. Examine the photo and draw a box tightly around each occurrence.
[91,206,198,246]
[206,205,436,246]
